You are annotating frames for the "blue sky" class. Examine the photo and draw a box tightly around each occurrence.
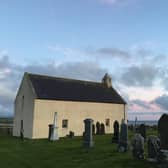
[1,0,168,120]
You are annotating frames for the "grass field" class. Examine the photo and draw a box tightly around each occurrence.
[0,129,158,168]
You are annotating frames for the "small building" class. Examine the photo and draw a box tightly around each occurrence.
[13,72,126,139]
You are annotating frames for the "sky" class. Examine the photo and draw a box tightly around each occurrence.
[0,0,168,120]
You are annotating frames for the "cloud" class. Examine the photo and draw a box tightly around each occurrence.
[48,45,165,65]
[131,99,151,110]
[93,47,131,60]
[0,54,108,116]
[120,64,159,87]
[99,0,137,6]
[24,61,107,82]
[153,94,168,111]
[1,44,168,120]
[100,0,123,5]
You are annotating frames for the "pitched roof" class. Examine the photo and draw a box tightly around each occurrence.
[27,73,126,104]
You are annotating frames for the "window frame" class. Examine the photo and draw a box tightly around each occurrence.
[62,119,68,128]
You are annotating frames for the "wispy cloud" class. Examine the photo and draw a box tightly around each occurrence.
[152,94,168,111]
[99,0,137,6]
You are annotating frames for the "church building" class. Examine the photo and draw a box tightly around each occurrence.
[13,72,126,139]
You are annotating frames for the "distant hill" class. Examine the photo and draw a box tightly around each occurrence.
[0,112,13,118]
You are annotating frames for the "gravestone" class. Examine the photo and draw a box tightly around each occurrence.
[49,112,59,141]
[83,119,94,148]
[100,123,105,135]
[69,131,74,138]
[20,120,24,140]
[158,114,168,166]
[112,120,119,143]
[139,124,146,140]
[132,133,144,159]
[92,124,95,135]
[48,124,53,139]
[118,120,128,152]
[96,122,101,135]
[147,135,160,162]
[158,114,168,150]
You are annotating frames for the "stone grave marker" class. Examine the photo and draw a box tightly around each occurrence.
[158,114,168,150]
[147,135,160,162]
[132,133,144,159]
[83,119,94,148]
[139,124,146,140]
[96,122,101,135]
[69,131,74,138]
[92,124,95,135]
[100,123,105,135]
[49,112,59,141]
[20,120,24,140]
[118,120,128,152]
[112,120,119,143]
[158,114,168,166]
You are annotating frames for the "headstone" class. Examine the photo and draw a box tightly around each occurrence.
[112,120,119,143]
[69,131,74,138]
[134,116,138,132]
[100,123,105,135]
[20,120,24,140]
[83,119,94,148]
[48,124,53,139]
[96,122,101,135]
[118,120,128,152]
[159,150,168,167]
[147,135,160,162]
[132,133,144,159]
[158,114,168,166]
[158,114,168,150]
[139,124,146,140]
[49,112,59,141]
[92,124,95,135]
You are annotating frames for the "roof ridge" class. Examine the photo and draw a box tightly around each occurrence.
[26,72,101,85]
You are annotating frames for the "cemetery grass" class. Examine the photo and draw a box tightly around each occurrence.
[0,129,157,168]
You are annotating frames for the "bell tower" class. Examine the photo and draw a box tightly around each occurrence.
[102,73,112,88]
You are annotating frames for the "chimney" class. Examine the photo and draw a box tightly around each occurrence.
[102,73,112,88]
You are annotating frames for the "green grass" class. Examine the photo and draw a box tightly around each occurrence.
[0,129,158,168]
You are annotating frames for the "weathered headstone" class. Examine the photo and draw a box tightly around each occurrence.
[100,123,105,135]
[83,119,94,148]
[96,122,101,135]
[92,124,95,135]
[134,116,138,132]
[20,120,24,140]
[147,135,160,162]
[48,124,53,139]
[132,133,144,159]
[118,120,128,152]
[112,120,119,143]
[158,114,168,166]
[49,112,59,141]
[69,131,74,138]
[139,124,146,140]
[158,114,168,150]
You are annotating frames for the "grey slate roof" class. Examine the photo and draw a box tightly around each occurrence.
[27,73,126,104]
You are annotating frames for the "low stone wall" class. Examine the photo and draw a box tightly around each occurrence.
[0,125,13,135]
